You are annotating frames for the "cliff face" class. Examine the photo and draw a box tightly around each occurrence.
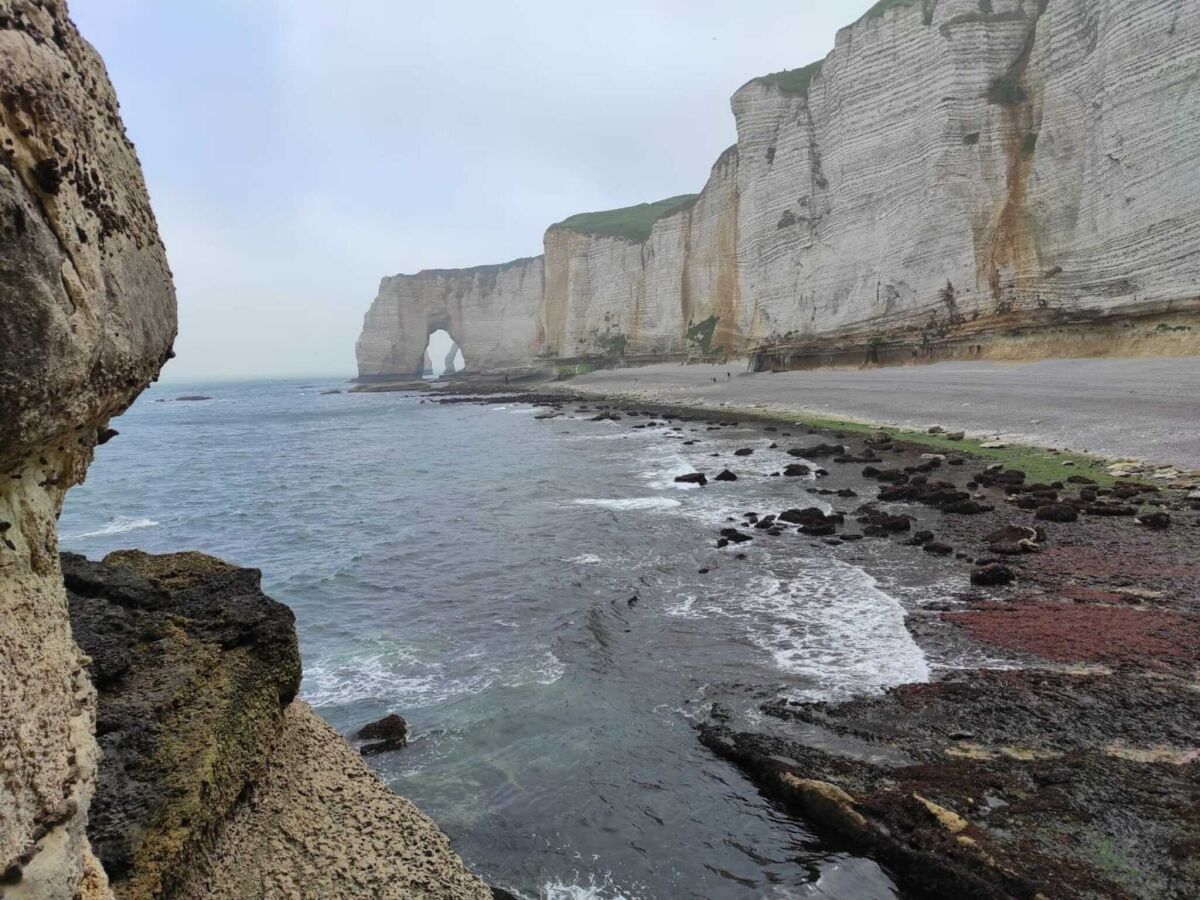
[0,2,176,894]
[356,0,1200,378]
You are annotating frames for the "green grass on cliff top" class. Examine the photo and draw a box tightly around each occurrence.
[752,0,936,96]
[753,60,824,96]
[550,194,699,243]
[858,0,937,25]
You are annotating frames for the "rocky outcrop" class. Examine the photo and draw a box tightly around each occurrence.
[0,2,176,894]
[356,0,1200,378]
[174,704,488,900]
[65,551,490,900]
[64,551,300,898]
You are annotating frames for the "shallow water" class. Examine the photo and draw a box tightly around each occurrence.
[61,379,957,899]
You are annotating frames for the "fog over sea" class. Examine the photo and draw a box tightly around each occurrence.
[61,378,956,900]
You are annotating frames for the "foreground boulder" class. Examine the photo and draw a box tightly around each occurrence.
[66,551,490,900]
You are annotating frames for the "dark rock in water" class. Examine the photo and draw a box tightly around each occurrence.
[923,541,954,556]
[904,530,935,547]
[971,564,1015,586]
[719,528,753,544]
[320,389,343,395]
[754,515,777,530]
[840,533,865,542]
[715,469,738,482]
[174,394,212,401]
[675,472,708,486]
[783,463,811,477]
[734,448,754,456]
[357,714,409,756]
[856,510,912,533]
[1138,512,1171,529]
[97,427,120,445]
[491,886,522,900]
[628,595,639,607]
[63,551,300,888]
[1036,503,1078,523]
[800,522,838,537]
[778,507,829,526]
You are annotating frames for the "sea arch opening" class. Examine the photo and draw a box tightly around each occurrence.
[423,328,466,378]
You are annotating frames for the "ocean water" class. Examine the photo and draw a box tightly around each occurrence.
[60,379,954,899]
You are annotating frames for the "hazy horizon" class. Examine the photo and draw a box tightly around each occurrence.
[73,1,879,382]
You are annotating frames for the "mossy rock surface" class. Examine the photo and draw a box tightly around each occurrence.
[65,550,301,899]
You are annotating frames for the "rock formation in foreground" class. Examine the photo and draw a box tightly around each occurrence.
[357,0,1200,378]
[65,551,491,900]
[1,4,487,897]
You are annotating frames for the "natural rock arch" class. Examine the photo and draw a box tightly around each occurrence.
[355,258,545,380]
[424,328,466,377]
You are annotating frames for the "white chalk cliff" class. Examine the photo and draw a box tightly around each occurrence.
[357,0,1200,377]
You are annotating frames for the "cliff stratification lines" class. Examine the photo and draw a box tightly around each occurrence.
[356,0,1200,378]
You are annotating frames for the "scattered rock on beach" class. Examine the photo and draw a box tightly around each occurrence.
[1036,503,1078,523]
[970,564,1015,587]
[715,469,738,482]
[1138,512,1171,529]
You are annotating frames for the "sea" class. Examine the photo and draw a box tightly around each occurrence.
[59,377,959,900]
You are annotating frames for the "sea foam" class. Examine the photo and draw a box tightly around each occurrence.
[70,515,159,539]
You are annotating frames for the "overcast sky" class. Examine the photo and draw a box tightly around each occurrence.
[71,0,874,382]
